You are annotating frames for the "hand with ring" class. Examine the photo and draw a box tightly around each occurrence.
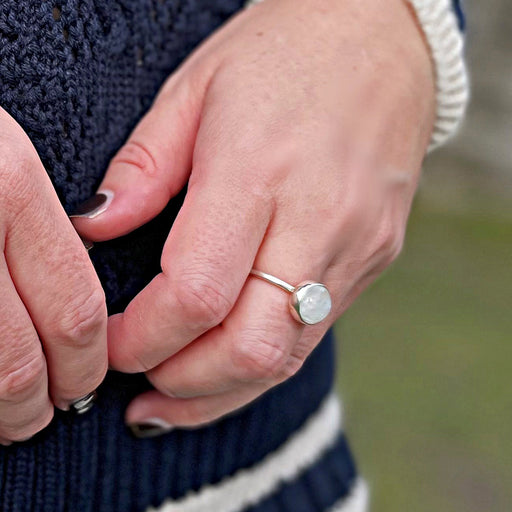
[72,0,435,433]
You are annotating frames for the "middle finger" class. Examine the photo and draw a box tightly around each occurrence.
[107,169,273,374]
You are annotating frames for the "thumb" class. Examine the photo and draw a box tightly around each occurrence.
[71,76,204,241]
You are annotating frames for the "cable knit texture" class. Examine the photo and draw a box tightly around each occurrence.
[0,1,464,510]
[0,0,250,313]
[0,5,350,512]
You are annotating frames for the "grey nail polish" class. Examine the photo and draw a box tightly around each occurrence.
[81,238,94,251]
[70,191,113,219]
[129,418,174,439]
[69,391,97,415]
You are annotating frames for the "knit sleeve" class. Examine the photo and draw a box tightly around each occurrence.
[408,0,469,150]
[245,0,469,152]
[451,0,466,30]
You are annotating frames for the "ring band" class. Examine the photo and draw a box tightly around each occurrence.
[250,269,332,325]
[70,391,97,414]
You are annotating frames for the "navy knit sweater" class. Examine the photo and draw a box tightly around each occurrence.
[0,1,465,511]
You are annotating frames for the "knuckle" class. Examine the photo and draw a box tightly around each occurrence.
[231,330,290,382]
[0,352,46,401]
[112,139,158,178]
[52,288,107,347]
[175,274,234,330]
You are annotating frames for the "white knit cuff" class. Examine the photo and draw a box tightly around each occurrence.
[408,0,469,150]
[245,0,469,152]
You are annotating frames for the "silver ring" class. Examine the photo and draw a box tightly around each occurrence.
[70,391,97,414]
[250,269,332,325]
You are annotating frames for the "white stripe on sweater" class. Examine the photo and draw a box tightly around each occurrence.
[246,0,469,151]
[327,479,369,512]
[147,393,346,512]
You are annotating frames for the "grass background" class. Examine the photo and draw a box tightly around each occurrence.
[332,3,512,508]
[334,164,511,512]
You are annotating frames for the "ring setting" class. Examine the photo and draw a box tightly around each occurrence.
[250,270,332,325]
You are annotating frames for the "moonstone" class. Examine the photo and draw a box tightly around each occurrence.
[296,284,332,324]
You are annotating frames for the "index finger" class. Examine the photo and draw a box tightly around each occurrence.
[107,165,273,373]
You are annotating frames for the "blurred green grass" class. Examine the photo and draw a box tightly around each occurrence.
[334,174,512,512]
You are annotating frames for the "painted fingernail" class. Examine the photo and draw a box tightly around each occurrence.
[81,238,94,251]
[128,418,174,439]
[68,391,97,415]
[70,190,114,219]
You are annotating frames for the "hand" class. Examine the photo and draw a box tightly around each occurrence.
[0,109,108,444]
[72,0,435,431]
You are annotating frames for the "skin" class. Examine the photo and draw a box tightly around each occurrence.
[74,0,435,429]
[0,109,108,444]
[1,0,435,439]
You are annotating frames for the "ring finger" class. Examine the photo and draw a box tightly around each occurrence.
[143,235,333,398]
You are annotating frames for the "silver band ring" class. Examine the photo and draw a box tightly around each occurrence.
[250,269,332,325]
[70,391,97,414]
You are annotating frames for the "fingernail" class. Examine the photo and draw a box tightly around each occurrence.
[70,190,114,219]
[81,238,94,251]
[63,391,97,415]
[128,418,174,438]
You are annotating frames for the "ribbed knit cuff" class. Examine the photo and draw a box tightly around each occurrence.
[245,0,469,152]
[408,0,469,150]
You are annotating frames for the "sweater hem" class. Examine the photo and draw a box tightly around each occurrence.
[146,392,345,512]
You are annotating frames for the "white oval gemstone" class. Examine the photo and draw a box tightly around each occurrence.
[296,284,332,324]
